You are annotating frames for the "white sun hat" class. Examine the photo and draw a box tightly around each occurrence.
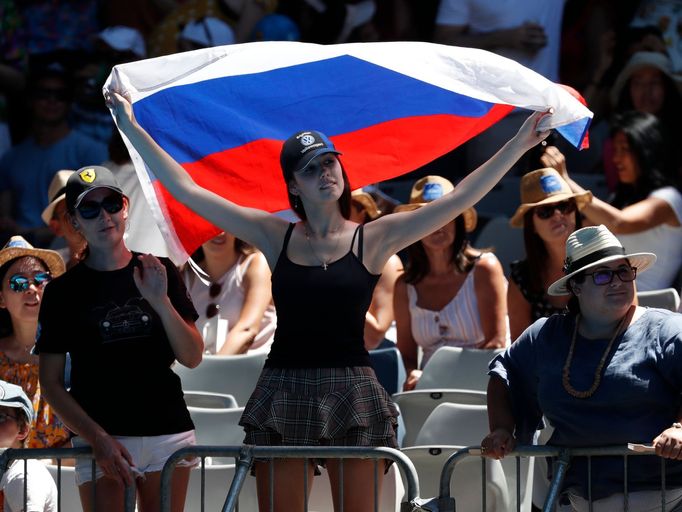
[547,225,656,296]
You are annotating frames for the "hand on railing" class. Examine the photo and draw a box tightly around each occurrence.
[479,427,516,460]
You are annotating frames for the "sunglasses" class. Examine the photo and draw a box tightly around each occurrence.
[583,266,637,286]
[534,200,576,220]
[9,272,52,292]
[206,282,222,319]
[77,194,124,220]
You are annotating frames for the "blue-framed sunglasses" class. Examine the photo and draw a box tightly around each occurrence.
[8,272,52,292]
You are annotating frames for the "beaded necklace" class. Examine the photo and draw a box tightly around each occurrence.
[561,309,631,399]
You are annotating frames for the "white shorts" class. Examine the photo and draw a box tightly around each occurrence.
[72,430,198,485]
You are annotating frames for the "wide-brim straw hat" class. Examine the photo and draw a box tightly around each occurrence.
[41,170,75,225]
[351,189,382,220]
[0,236,66,277]
[510,168,593,228]
[547,225,656,296]
[610,51,676,107]
[394,175,477,232]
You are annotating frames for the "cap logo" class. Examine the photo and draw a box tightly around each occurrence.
[540,175,562,194]
[300,134,316,146]
[79,168,96,183]
[0,387,6,400]
[422,183,443,201]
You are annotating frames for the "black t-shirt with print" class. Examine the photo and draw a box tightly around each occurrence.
[36,254,198,436]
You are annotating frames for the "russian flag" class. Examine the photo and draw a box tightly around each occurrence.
[105,41,592,263]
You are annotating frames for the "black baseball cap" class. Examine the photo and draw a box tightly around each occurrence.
[280,130,342,179]
[65,165,124,210]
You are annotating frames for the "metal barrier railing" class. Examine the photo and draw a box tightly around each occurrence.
[160,444,420,512]
[1,443,671,512]
[442,445,674,512]
[0,446,136,512]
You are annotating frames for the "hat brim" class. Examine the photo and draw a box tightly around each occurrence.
[509,191,593,228]
[41,194,65,225]
[0,247,66,277]
[610,56,674,107]
[393,203,477,232]
[295,148,342,174]
[73,185,124,209]
[351,193,381,219]
[547,252,657,296]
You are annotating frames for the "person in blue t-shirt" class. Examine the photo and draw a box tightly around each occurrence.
[483,225,682,511]
[0,63,107,244]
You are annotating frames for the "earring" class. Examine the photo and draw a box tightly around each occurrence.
[294,196,299,209]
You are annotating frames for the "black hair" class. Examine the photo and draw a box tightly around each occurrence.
[609,111,672,208]
[0,256,50,337]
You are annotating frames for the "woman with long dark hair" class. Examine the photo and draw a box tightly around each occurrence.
[0,236,69,449]
[394,176,510,391]
[107,88,549,511]
[544,111,682,291]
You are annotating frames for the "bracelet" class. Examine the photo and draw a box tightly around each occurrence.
[672,422,682,429]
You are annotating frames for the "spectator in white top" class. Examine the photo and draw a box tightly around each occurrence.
[182,231,276,355]
[0,379,57,512]
[393,176,510,391]
[544,111,682,291]
[433,0,566,81]
[433,0,567,174]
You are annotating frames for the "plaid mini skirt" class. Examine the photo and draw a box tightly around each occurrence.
[239,366,399,449]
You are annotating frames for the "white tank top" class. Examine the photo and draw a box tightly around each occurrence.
[407,253,509,367]
[184,254,277,354]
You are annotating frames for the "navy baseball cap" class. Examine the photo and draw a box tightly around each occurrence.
[280,130,342,179]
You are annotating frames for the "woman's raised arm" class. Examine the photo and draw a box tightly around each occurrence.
[542,145,679,234]
[106,91,288,263]
[364,111,552,272]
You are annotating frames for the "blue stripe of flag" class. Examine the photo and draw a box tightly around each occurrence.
[133,55,497,164]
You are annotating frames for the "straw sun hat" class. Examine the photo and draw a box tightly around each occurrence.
[41,170,75,225]
[351,189,382,220]
[509,168,592,228]
[393,176,477,232]
[547,225,656,296]
[0,236,66,277]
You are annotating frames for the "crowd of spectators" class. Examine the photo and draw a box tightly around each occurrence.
[0,0,682,509]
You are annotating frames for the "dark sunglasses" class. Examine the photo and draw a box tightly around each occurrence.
[206,282,222,318]
[9,272,52,292]
[32,88,70,102]
[583,266,637,286]
[534,200,576,220]
[77,194,124,220]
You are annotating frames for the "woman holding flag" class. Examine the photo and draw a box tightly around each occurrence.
[107,89,550,511]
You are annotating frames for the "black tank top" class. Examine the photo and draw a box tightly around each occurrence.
[265,223,379,368]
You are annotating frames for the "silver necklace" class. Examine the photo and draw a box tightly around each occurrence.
[304,222,343,271]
